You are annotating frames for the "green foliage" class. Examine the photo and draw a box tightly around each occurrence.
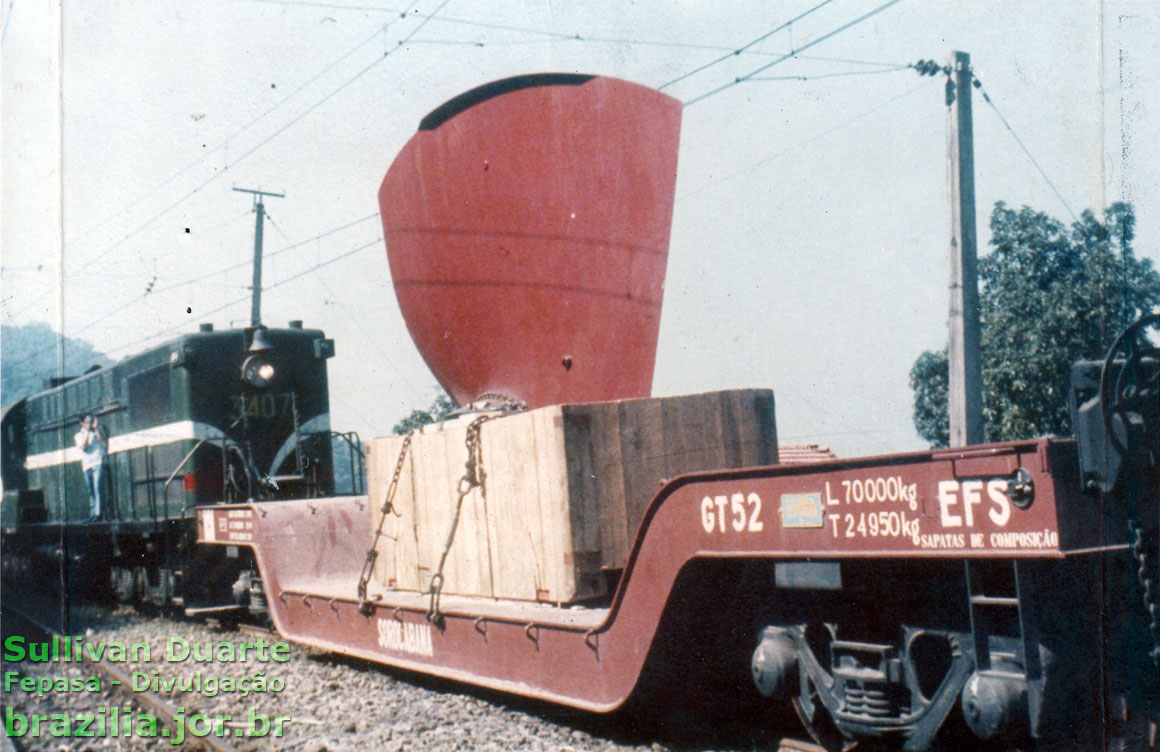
[911,202,1160,447]
[909,349,949,448]
[392,391,458,435]
[2,322,115,405]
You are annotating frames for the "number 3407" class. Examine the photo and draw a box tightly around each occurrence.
[231,393,291,420]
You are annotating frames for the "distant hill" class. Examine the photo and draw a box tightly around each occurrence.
[2,322,116,405]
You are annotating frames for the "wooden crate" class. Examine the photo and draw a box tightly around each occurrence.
[367,389,776,603]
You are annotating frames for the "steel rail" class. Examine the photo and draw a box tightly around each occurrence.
[0,603,242,752]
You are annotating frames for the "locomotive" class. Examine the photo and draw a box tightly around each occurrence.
[0,321,362,617]
[191,75,1158,750]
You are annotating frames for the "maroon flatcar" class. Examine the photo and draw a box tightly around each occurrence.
[198,75,1159,750]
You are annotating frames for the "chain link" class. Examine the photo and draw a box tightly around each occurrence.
[357,431,415,615]
[471,392,527,412]
[426,414,492,628]
[1128,518,1160,669]
[1101,315,1160,672]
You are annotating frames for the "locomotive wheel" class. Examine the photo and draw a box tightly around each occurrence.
[110,565,135,602]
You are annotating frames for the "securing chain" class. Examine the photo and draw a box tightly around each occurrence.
[426,414,492,628]
[1103,315,1160,670]
[471,392,527,412]
[1128,518,1160,668]
[357,431,415,615]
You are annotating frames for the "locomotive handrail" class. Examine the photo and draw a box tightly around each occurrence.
[164,436,213,489]
[325,430,365,459]
[28,400,126,433]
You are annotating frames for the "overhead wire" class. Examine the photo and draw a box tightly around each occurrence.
[972,74,1081,225]
[778,53,908,68]
[155,213,379,294]
[16,1,431,325]
[679,76,934,200]
[242,0,435,14]
[156,215,378,299]
[749,64,911,82]
[3,2,404,327]
[19,0,921,380]
[68,0,446,281]
[269,210,447,431]
[683,0,905,107]
[263,213,421,403]
[50,0,911,327]
[298,249,420,391]
[242,0,575,39]
[658,0,839,90]
[790,393,903,452]
[12,207,251,321]
[31,0,911,307]
[1,0,16,45]
[243,0,911,62]
[34,212,381,358]
[103,236,383,356]
[62,22,396,255]
[68,56,377,279]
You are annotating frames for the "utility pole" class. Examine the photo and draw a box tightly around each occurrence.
[945,50,983,446]
[233,187,284,327]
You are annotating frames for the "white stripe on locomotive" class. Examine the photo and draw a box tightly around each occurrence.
[23,420,226,470]
[266,413,330,476]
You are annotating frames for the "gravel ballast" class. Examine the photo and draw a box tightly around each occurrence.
[3,609,770,751]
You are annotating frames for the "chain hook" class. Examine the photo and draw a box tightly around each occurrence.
[357,430,415,614]
[425,414,493,628]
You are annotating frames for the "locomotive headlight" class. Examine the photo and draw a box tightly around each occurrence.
[242,355,276,388]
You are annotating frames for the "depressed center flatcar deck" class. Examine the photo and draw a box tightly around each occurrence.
[198,437,1107,715]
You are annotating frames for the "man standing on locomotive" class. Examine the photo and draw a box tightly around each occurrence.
[75,414,108,521]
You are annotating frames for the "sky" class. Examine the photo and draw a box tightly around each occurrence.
[2,0,1158,458]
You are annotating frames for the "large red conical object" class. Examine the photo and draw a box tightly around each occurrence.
[380,74,682,409]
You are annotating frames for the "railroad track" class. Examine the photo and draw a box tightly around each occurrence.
[2,598,820,751]
[1,603,242,752]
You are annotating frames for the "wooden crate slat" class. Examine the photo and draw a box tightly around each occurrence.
[366,390,776,603]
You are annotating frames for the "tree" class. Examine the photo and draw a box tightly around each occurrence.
[392,390,457,435]
[910,202,1160,447]
[1,322,115,405]
[910,350,950,447]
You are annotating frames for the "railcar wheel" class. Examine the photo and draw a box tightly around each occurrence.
[777,737,834,752]
[791,692,858,752]
[1107,693,1159,751]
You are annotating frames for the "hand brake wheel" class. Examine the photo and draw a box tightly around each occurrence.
[1100,313,1160,460]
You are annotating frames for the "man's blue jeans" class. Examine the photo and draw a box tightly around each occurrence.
[84,464,106,519]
